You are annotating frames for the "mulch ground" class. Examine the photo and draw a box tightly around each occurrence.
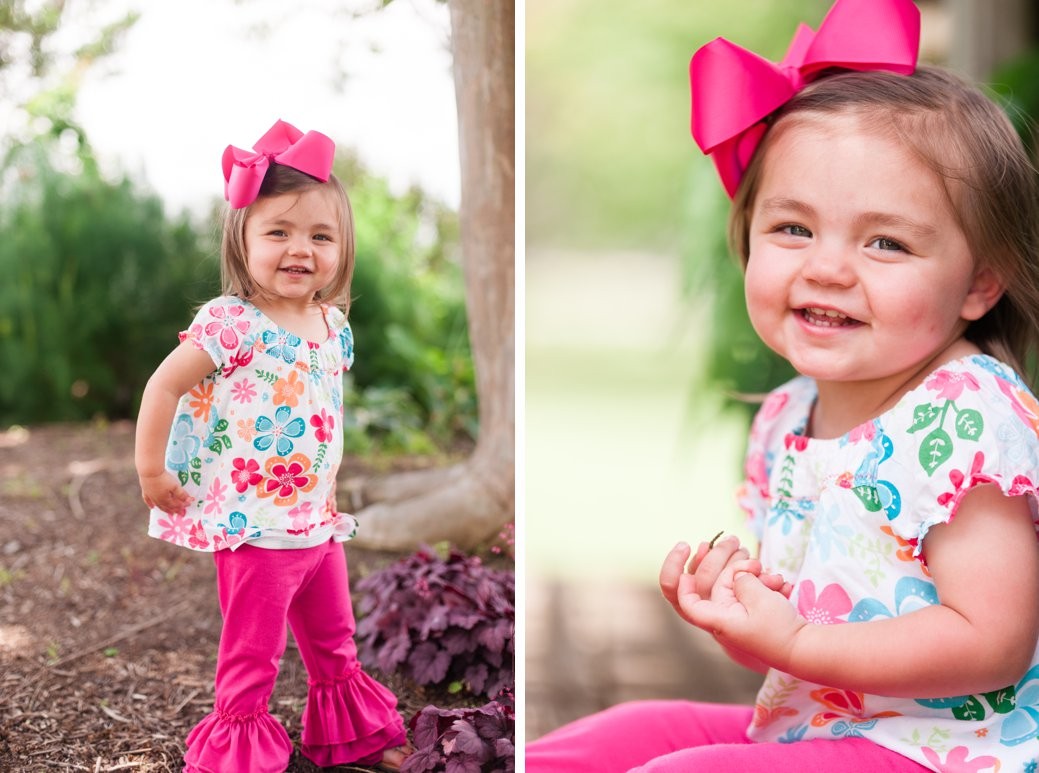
[0,422,479,772]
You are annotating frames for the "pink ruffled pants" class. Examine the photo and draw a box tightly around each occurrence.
[184,540,406,773]
[525,701,929,772]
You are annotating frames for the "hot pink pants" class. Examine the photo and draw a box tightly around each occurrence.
[525,701,929,772]
[183,539,406,773]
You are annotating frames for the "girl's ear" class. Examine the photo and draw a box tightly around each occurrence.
[961,267,1006,321]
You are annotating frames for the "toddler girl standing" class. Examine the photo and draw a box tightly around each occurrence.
[135,119,409,772]
[527,0,1039,770]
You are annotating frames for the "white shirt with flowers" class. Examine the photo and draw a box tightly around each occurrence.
[740,355,1039,772]
[147,296,358,552]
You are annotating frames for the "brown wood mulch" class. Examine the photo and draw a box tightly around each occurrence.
[0,422,474,772]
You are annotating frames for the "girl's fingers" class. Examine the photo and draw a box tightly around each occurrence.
[660,542,692,605]
[694,537,748,598]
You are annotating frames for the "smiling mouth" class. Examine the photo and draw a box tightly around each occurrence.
[281,266,312,275]
[799,307,860,328]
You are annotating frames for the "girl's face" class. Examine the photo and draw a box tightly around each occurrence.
[745,113,998,410]
[243,187,342,308]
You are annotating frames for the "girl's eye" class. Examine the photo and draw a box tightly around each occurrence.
[780,224,812,238]
[313,234,331,242]
[867,237,906,252]
[268,230,287,237]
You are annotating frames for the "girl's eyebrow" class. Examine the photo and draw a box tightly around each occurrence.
[758,197,937,237]
[258,218,337,232]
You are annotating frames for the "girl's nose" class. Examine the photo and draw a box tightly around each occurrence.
[799,243,855,286]
[287,238,313,257]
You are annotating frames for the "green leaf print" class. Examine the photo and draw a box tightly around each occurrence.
[221,435,232,450]
[954,408,984,440]
[918,427,953,475]
[177,470,189,486]
[190,457,202,470]
[982,686,1016,714]
[951,695,986,721]
[853,485,882,512]
[909,403,942,433]
[214,419,229,433]
[190,471,202,486]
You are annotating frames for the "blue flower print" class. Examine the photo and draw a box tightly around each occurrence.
[262,329,302,364]
[848,576,938,621]
[253,405,306,455]
[1000,664,1039,746]
[218,511,259,537]
[778,724,809,744]
[166,414,201,470]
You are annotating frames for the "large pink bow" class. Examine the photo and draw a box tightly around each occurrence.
[690,0,919,198]
[222,119,335,209]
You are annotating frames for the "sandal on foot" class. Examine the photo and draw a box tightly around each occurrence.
[373,744,414,773]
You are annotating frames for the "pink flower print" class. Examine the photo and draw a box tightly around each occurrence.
[925,369,980,400]
[847,421,876,444]
[784,433,809,452]
[288,502,315,535]
[760,391,789,421]
[797,580,852,625]
[230,457,263,494]
[204,477,227,515]
[996,375,1039,435]
[310,409,336,444]
[158,513,192,545]
[231,379,257,404]
[204,304,250,350]
[188,520,210,550]
[921,746,999,772]
[937,451,987,509]
[223,348,254,378]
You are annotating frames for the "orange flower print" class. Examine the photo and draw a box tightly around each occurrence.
[256,453,318,507]
[273,370,304,408]
[880,525,929,575]
[237,419,257,443]
[188,382,215,422]
[809,688,901,729]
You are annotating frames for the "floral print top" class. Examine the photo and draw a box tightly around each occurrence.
[741,355,1039,771]
[147,296,358,552]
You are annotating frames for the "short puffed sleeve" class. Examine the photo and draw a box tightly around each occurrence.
[738,377,817,541]
[880,356,1039,557]
[325,306,354,372]
[178,297,258,373]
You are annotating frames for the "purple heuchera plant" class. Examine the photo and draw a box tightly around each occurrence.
[401,693,515,773]
[355,545,515,699]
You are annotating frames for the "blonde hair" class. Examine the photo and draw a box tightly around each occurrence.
[728,66,1039,384]
[220,164,355,313]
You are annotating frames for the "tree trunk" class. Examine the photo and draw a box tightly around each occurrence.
[349,0,515,551]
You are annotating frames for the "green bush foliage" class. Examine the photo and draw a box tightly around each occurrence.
[0,143,475,453]
[0,138,218,423]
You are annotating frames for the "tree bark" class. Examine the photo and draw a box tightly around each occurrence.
[349,0,515,550]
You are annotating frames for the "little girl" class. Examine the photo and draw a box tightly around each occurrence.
[527,0,1039,770]
[135,119,410,772]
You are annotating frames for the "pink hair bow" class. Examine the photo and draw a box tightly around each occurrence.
[690,0,920,198]
[222,119,335,209]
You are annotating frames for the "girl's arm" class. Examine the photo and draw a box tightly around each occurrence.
[135,342,217,514]
[677,484,1039,698]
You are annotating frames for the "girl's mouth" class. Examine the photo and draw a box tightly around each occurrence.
[799,306,860,328]
[281,266,311,275]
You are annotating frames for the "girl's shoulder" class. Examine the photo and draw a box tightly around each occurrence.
[894,354,1038,431]
[748,375,817,440]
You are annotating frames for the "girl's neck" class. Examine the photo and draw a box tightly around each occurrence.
[807,338,982,439]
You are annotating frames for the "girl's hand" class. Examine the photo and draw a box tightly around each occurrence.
[139,471,192,516]
[676,565,805,672]
[660,537,791,616]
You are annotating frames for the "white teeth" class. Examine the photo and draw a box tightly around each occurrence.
[805,307,847,319]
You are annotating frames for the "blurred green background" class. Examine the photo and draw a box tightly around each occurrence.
[525,0,1039,584]
[526,0,830,583]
